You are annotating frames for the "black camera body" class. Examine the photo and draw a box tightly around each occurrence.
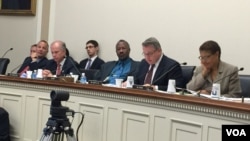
[50,90,71,119]
[44,90,75,135]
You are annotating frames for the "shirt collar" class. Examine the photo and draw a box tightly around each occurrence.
[59,58,66,66]
[118,57,130,64]
[154,53,163,68]
[89,55,98,61]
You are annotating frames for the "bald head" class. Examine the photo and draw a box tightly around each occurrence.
[50,40,67,63]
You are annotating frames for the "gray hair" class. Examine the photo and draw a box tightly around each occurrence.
[142,37,161,50]
[51,40,67,51]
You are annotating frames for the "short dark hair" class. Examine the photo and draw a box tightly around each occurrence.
[116,39,130,50]
[65,48,69,56]
[31,44,37,48]
[86,40,99,47]
[199,40,221,58]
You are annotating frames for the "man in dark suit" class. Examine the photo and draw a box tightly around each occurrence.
[42,40,80,77]
[79,40,105,70]
[134,37,184,91]
[96,39,139,84]
[17,40,49,75]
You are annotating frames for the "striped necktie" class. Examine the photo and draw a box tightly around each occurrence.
[56,64,61,76]
[86,59,92,69]
[144,64,155,84]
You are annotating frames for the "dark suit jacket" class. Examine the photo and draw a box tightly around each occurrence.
[79,57,105,70]
[96,58,139,82]
[17,57,48,73]
[44,56,80,76]
[134,55,184,91]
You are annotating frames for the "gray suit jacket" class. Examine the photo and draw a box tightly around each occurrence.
[95,58,139,82]
[187,61,241,97]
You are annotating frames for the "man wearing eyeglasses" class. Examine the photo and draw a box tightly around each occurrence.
[134,37,184,91]
[187,40,241,97]
[79,40,105,70]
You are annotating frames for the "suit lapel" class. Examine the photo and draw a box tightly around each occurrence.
[91,58,98,69]
[152,56,166,82]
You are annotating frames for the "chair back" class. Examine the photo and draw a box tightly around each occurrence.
[0,58,10,75]
[80,69,99,80]
[181,65,196,88]
[239,75,250,97]
[0,107,10,141]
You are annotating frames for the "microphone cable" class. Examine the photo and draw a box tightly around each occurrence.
[74,112,85,141]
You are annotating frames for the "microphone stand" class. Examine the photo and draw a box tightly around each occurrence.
[7,64,22,77]
[1,48,13,58]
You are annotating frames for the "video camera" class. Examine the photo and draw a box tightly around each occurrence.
[40,90,77,140]
[49,90,74,119]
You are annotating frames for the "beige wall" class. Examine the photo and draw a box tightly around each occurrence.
[1,0,250,74]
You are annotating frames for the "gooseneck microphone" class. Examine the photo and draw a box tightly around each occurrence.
[102,76,110,83]
[213,67,244,83]
[7,63,22,76]
[67,56,81,76]
[1,48,13,58]
[181,62,187,65]
[152,62,186,84]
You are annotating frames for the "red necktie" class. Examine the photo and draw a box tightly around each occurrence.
[56,64,61,76]
[144,64,155,84]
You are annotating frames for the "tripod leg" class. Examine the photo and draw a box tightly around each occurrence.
[66,134,77,141]
[51,133,65,141]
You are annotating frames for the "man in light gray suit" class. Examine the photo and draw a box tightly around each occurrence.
[187,40,241,97]
[95,39,139,84]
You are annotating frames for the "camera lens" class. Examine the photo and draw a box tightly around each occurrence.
[50,90,69,101]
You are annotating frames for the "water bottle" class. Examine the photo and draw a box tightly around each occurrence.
[32,70,37,79]
[80,73,87,84]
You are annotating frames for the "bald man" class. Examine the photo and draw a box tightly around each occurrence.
[42,40,80,77]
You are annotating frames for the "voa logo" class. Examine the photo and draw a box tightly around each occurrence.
[226,129,246,136]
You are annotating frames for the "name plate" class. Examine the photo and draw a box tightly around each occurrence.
[88,80,102,85]
[44,77,74,82]
[132,84,153,91]
[7,73,19,77]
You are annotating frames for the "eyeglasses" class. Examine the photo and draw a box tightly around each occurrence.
[142,50,157,57]
[85,46,95,49]
[198,54,213,61]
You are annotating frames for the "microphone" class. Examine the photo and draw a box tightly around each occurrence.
[132,62,185,91]
[213,67,244,83]
[2,48,13,58]
[67,56,81,76]
[181,62,187,65]
[102,76,110,83]
[7,63,22,76]
[152,62,185,84]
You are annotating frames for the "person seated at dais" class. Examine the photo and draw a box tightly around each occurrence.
[17,40,49,76]
[42,40,79,77]
[95,39,139,84]
[79,40,105,70]
[187,40,241,97]
[133,37,184,91]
